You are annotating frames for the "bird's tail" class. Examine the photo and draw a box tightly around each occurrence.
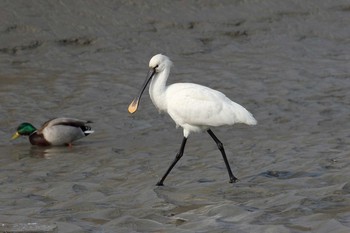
[81,126,94,136]
[231,102,257,125]
[243,111,257,125]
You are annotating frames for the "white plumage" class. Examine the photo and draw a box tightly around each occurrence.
[163,83,257,137]
[128,54,256,185]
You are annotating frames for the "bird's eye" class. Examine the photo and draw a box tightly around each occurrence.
[154,65,159,69]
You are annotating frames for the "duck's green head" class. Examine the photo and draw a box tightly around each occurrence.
[11,123,37,140]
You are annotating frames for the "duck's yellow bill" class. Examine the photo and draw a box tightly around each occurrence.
[128,98,139,114]
[11,132,20,140]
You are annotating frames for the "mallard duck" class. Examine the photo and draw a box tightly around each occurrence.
[11,117,94,146]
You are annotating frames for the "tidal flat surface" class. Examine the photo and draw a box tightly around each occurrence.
[0,0,350,232]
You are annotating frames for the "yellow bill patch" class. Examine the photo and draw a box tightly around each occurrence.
[128,99,139,114]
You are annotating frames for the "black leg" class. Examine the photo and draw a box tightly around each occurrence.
[207,129,238,183]
[156,137,188,186]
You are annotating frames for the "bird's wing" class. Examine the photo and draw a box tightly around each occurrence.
[166,84,236,127]
[39,118,91,131]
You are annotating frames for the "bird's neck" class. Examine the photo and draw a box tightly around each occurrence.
[149,67,170,112]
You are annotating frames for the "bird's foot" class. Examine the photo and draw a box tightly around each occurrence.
[156,181,164,186]
[229,177,239,183]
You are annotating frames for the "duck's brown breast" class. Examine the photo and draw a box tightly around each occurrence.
[29,132,51,146]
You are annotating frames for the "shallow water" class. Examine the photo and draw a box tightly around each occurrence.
[0,0,350,232]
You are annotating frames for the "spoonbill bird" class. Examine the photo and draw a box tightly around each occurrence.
[128,54,257,186]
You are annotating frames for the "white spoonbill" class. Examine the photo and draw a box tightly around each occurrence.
[128,54,257,186]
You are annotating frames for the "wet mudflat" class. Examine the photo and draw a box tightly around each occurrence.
[0,0,350,232]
